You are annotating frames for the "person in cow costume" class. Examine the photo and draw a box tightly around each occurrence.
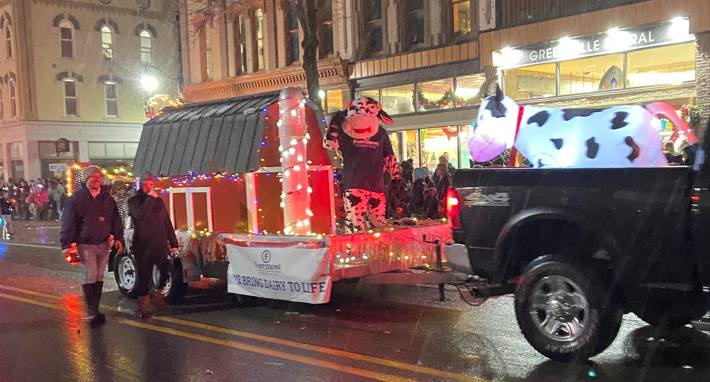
[324,97,401,232]
[469,87,698,168]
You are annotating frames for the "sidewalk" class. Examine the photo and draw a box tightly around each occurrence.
[1,219,62,247]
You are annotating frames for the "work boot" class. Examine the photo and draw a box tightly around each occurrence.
[138,296,152,319]
[81,284,96,321]
[91,282,106,327]
[150,291,167,312]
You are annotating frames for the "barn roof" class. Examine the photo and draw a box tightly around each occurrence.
[133,92,279,177]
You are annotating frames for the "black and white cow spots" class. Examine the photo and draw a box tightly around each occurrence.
[471,93,669,168]
[344,189,386,233]
[348,97,380,117]
[562,108,604,121]
[625,136,640,162]
[528,111,550,127]
[586,137,599,159]
[550,138,564,150]
[611,112,629,130]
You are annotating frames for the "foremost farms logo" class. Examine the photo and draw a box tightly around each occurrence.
[254,250,281,273]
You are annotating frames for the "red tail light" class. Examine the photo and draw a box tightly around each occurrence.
[446,189,461,229]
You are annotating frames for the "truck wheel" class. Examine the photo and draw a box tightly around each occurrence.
[514,258,622,362]
[153,258,188,305]
[114,251,138,298]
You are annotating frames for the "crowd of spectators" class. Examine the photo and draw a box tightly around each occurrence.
[0,177,67,221]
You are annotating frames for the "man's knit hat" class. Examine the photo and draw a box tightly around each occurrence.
[142,171,156,182]
[82,166,102,182]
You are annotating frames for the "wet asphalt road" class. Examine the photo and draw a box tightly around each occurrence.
[1,226,710,382]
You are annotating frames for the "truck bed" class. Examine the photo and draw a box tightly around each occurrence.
[451,166,695,287]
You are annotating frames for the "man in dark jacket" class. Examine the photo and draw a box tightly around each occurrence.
[61,166,124,326]
[128,172,178,319]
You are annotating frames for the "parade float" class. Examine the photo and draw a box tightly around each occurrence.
[68,87,459,305]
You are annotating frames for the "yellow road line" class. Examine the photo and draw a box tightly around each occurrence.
[117,318,420,382]
[0,292,418,382]
[0,284,488,382]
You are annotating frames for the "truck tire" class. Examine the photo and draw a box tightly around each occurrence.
[114,251,138,298]
[154,257,188,305]
[514,257,623,362]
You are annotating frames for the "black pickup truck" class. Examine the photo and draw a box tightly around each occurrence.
[445,152,710,362]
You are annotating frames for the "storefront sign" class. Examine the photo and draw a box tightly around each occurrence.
[496,18,692,68]
[49,163,68,172]
[226,238,332,304]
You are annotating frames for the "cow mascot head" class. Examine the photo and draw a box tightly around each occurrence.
[468,86,696,168]
[324,97,403,233]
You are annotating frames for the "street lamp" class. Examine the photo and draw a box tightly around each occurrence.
[141,76,159,92]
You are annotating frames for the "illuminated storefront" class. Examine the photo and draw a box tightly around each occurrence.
[495,18,695,98]
[492,17,700,152]
[353,61,486,172]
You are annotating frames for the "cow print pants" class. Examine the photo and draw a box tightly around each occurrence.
[344,189,386,233]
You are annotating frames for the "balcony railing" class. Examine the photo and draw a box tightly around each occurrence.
[498,0,653,29]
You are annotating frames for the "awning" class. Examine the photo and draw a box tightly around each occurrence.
[133,93,279,177]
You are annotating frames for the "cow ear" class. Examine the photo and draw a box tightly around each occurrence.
[378,109,394,125]
[495,85,503,103]
[376,102,383,111]
[343,101,351,109]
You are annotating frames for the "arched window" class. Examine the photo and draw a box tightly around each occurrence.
[140,30,151,63]
[0,87,4,120]
[9,79,16,118]
[63,79,77,116]
[59,20,74,58]
[101,26,114,61]
[4,22,11,59]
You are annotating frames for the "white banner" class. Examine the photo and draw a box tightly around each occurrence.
[226,238,332,304]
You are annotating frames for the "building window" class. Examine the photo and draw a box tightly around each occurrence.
[255,9,265,70]
[60,20,74,58]
[235,15,248,74]
[101,26,114,61]
[421,127,459,172]
[140,30,152,64]
[318,0,334,59]
[4,23,11,59]
[559,54,624,95]
[287,2,300,64]
[403,0,425,50]
[364,0,384,55]
[0,88,4,120]
[9,79,16,118]
[503,63,557,99]
[205,24,213,78]
[63,79,77,116]
[324,89,343,113]
[355,88,381,102]
[452,0,471,35]
[627,43,695,87]
[381,84,415,115]
[454,74,486,106]
[105,83,118,117]
[418,79,455,111]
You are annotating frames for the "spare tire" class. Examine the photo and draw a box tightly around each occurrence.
[114,251,138,298]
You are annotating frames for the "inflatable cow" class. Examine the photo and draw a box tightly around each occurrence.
[468,87,698,168]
